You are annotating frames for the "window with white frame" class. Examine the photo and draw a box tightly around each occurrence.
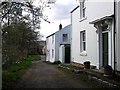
[63,34,68,42]
[52,49,54,58]
[80,30,86,52]
[80,0,86,19]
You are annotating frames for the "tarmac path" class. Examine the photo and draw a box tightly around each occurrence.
[15,55,89,88]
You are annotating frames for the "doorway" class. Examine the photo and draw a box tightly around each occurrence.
[65,46,70,63]
[102,31,109,66]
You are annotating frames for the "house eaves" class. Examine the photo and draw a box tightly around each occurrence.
[70,6,79,13]
[46,33,55,38]
[55,24,71,34]
[46,24,71,38]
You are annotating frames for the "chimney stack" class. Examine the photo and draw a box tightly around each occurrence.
[59,23,62,30]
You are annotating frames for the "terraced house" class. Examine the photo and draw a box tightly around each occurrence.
[46,24,71,63]
[71,0,120,73]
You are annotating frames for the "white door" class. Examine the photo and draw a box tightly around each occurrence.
[59,45,65,63]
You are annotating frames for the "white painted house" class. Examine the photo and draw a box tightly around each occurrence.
[71,0,120,72]
[46,24,71,63]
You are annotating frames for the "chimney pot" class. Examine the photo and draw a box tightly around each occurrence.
[59,23,62,30]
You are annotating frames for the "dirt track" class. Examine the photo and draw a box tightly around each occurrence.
[15,55,89,88]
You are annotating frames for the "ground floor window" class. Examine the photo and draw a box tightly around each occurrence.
[52,49,54,58]
[80,30,86,52]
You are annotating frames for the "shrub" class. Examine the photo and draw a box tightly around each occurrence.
[2,55,41,88]
[53,61,61,64]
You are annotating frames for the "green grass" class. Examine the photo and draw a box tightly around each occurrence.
[2,55,41,88]
[45,61,53,64]
[46,61,61,65]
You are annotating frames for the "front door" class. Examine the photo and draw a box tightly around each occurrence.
[65,46,70,63]
[102,31,109,67]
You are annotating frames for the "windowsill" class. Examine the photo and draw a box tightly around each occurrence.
[79,17,87,22]
[80,51,87,56]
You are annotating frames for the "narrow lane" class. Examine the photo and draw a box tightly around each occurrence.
[15,55,89,88]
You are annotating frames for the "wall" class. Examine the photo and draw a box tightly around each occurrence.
[71,1,114,68]
[46,35,55,63]
[71,6,80,63]
[116,1,120,71]
[55,25,71,62]
[46,25,71,63]
[87,1,114,22]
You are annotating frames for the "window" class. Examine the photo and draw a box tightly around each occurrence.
[80,0,86,19]
[52,49,54,58]
[52,35,54,44]
[80,30,86,52]
[63,34,68,42]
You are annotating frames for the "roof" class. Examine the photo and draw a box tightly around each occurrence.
[89,15,113,24]
[46,24,71,38]
[46,33,55,38]
[70,6,79,13]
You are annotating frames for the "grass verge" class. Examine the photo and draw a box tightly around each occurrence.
[45,61,61,65]
[2,55,41,88]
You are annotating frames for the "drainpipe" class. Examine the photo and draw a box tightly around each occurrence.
[113,0,116,75]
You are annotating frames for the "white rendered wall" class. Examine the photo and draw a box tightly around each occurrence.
[55,25,71,62]
[116,1,120,71]
[71,1,114,68]
[46,25,71,63]
[71,7,80,63]
[46,35,55,63]
[87,1,114,22]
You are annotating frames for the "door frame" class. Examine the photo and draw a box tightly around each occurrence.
[90,16,113,69]
[98,20,112,68]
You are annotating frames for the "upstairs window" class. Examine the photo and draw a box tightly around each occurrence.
[63,34,68,42]
[80,0,86,19]
[80,30,86,52]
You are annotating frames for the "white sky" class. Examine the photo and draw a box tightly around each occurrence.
[33,0,78,40]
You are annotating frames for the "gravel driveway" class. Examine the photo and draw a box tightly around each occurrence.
[15,55,89,88]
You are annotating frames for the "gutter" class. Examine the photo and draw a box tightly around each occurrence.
[70,6,79,13]
[113,0,116,75]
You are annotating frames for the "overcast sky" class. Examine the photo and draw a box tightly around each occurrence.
[33,0,116,41]
[34,0,79,40]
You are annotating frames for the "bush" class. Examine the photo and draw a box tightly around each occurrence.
[53,61,61,64]
[2,55,41,88]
